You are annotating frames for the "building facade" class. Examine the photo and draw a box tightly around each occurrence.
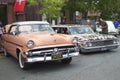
[0,0,43,26]
[0,0,15,25]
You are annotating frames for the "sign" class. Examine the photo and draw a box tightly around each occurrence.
[14,0,26,12]
[75,11,79,16]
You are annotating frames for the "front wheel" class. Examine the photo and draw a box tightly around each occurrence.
[61,57,72,64]
[18,52,28,69]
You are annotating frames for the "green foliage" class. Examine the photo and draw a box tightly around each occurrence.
[97,0,120,19]
[27,0,65,20]
[28,0,120,20]
[39,0,65,19]
[65,0,120,20]
[27,0,40,6]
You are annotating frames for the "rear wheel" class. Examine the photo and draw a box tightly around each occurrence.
[18,52,28,69]
[61,57,72,64]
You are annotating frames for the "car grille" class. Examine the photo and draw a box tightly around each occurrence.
[91,40,114,47]
[27,45,76,57]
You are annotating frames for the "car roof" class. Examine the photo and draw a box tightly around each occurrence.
[12,21,49,25]
[52,24,89,28]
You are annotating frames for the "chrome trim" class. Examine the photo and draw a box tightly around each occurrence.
[26,52,79,63]
[82,44,119,49]
[80,44,119,52]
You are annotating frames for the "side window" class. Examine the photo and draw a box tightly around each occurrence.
[60,28,68,34]
[53,27,68,34]
[9,26,17,34]
[3,24,11,33]
[53,27,61,33]
[19,25,32,33]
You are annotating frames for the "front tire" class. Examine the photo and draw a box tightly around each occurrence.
[18,52,28,69]
[61,57,72,64]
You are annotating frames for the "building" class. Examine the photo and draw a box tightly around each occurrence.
[0,0,43,26]
[0,0,100,25]
[0,0,15,25]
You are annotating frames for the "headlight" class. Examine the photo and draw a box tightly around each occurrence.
[27,40,34,48]
[113,40,119,44]
[86,42,92,47]
[73,37,78,44]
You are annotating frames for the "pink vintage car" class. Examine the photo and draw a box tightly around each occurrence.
[0,21,79,69]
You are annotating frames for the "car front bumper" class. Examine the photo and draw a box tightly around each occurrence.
[26,52,79,63]
[80,44,119,53]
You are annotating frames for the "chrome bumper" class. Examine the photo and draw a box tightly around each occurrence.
[26,52,79,63]
[81,44,119,53]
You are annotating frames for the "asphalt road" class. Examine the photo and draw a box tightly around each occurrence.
[0,39,120,80]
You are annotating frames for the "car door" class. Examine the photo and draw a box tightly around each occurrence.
[2,25,19,56]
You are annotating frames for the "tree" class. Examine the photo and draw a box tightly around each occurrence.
[98,0,120,20]
[65,0,120,20]
[28,0,120,22]
[65,0,100,20]
[28,0,65,20]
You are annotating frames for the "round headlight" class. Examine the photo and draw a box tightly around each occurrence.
[113,40,119,44]
[73,37,78,44]
[27,40,34,48]
[86,42,92,47]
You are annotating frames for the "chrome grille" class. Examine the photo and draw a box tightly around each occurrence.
[91,40,113,47]
[27,45,75,57]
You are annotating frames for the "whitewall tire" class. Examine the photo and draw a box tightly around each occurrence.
[18,52,28,69]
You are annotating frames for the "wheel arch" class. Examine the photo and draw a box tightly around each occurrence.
[16,47,26,59]
[16,48,20,59]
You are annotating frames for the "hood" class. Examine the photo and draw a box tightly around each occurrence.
[74,33,117,41]
[18,32,73,46]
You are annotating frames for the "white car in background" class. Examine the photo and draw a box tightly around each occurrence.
[96,21,119,36]
[106,21,119,36]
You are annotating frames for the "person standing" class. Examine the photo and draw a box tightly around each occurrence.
[0,21,3,28]
[0,21,3,36]
[99,18,108,34]
[0,21,3,52]
[113,19,119,29]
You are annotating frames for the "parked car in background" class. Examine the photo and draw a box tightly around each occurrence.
[53,25,119,53]
[0,21,79,69]
[96,21,119,36]
[106,21,119,36]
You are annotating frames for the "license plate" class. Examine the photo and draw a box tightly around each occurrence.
[52,54,62,59]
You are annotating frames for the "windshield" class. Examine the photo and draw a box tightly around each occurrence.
[18,24,54,33]
[69,26,94,35]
